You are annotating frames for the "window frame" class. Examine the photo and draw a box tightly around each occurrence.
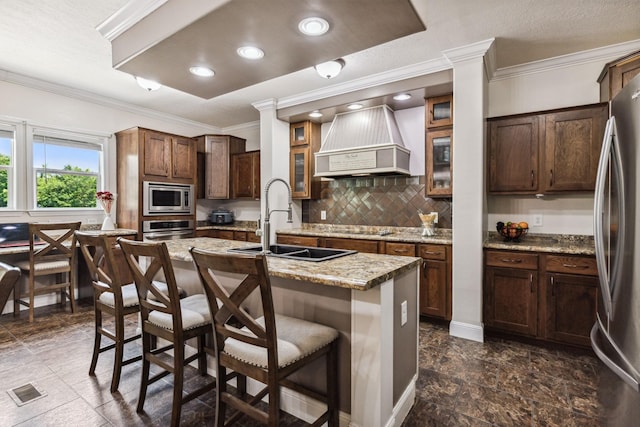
[0,121,18,210]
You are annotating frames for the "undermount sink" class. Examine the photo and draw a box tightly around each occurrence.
[228,244,356,262]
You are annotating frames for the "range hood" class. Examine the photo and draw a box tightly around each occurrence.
[314,105,411,177]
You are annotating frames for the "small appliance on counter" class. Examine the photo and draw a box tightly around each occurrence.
[209,209,234,225]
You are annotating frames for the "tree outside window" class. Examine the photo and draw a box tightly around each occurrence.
[0,131,14,208]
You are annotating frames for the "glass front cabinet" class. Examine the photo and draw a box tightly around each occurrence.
[425,94,453,197]
[289,121,321,199]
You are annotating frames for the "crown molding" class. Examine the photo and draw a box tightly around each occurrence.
[492,38,640,81]
[0,69,220,132]
[222,121,260,133]
[277,57,451,110]
[96,0,168,41]
[252,99,278,112]
[442,38,496,65]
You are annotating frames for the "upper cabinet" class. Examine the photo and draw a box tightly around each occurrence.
[197,135,246,199]
[289,121,321,199]
[232,150,260,199]
[425,94,453,198]
[487,103,608,195]
[599,49,640,101]
[141,129,196,183]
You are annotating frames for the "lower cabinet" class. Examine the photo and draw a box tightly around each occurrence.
[277,234,319,247]
[484,249,598,347]
[195,229,259,242]
[322,237,381,254]
[418,244,451,320]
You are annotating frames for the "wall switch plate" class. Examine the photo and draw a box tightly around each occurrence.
[532,214,543,227]
[401,300,408,326]
[320,210,327,220]
[430,212,438,224]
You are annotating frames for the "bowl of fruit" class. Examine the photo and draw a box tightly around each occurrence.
[497,221,529,242]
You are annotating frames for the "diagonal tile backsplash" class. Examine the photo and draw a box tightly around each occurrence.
[303,175,452,228]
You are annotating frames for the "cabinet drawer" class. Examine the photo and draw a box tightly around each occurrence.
[215,230,234,240]
[486,251,538,270]
[385,242,416,257]
[233,231,247,241]
[419,244,447,260]
[323,237,380,254]
[277,234,319,247]
[545,255,597,276]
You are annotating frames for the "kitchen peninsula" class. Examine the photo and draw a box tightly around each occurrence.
[163,237,420,427]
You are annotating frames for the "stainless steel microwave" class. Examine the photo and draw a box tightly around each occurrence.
[143,181,194,216]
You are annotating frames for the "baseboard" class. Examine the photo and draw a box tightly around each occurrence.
[385,374,416,427]
[449,320,484,342]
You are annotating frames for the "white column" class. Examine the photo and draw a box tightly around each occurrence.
[443,39,495,342]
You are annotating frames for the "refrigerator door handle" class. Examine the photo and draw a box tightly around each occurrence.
[594,117,614,318]
[591,320,640,392]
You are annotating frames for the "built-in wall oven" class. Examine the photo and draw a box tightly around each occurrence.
[142,219,194,241]
[143,181,194,216]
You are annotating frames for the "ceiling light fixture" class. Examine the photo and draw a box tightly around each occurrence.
[298,17,330,36]
[135,76,161,91]
[189,66,215,77]
[237,46,264,60]
[315,58,345,79]
[393,93,412,101]
[309,110,323,118]
[347,103,363,110]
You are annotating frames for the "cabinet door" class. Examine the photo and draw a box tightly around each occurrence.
[322,237,380,254]
[484,266,537,336]
[385,242,416,257]
[290,146,311,198]
[251,151,260,199]
[171,137,195,179]
[143,131,171,178]
[290,121,311,147]
[232,152,254,198]
[420,259,448,318]
[543,105,607,192]
[426,94,453,128]
[426,127,452,197]
[277,234,319,247]
[488,116,539,193]
[205,136,246,199]
[546,273,598,346]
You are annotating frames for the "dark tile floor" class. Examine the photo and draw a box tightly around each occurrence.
[0,301,604,426]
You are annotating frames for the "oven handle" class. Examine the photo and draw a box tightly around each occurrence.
[143,230,194,241]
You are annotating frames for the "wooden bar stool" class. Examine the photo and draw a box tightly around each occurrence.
[190,247,340,427]
[0,262,21,315]
[76,230,140,393]
[15,222,81,322]
[118,238,215,427]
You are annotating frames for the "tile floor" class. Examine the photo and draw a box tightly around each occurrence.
[0,301,604,426]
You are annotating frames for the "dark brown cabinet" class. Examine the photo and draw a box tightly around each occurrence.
[277,234,319,247]
[322,237,380,254]
[487,104,607,195]
[599,49,640,101]
[232,150,260,199]
[197,135,246,199]
[425,94,453,198]
[289,121,321,199]
[139,129,196,183]
[418,244,451,320]
[426,94,453,129]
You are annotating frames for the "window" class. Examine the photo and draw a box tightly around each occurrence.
[0,125,15,209]
[32,130,104,209]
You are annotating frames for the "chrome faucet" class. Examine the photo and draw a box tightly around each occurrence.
[262,177,293,252]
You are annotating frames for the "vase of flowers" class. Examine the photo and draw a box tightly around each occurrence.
[96,191,116,230]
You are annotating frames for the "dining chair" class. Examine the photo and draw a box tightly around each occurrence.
[189,247,340,427]
[14,221,81,322]
[75,230,141,393]
[118,238,215,427]
[0,262,21,316]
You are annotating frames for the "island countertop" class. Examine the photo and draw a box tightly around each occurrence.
[163,237,420,291]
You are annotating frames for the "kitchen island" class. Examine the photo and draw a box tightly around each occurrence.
[164,237,420,427]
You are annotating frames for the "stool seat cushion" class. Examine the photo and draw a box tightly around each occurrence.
[15,259,70,273]
[225,314,338,369]
[98,280,172,308]
[148,294,211,331]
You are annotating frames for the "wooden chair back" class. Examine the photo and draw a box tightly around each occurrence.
[190,248,277,363]
[0,262,20,312]
[29,221,81,273]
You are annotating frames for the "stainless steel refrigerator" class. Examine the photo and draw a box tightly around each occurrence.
[592,73,640,425]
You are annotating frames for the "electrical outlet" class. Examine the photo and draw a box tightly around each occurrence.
[430,212,438,224]
[401,300,408,326]
[321,210,327,220]
[532,214,543,227]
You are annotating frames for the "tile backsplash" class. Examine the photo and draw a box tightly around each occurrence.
[303,175,452,228]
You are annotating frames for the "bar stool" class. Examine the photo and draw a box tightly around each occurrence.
[118,238,215,427]
[15,221,81,322]
[190,247,340,427]
[0,262,21,315]
[76,230,140,393]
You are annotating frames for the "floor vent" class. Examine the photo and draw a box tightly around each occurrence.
[7,382,47,406]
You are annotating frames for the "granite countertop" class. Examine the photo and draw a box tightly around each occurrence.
[276,224,453,245]
[196,220,258,232]
[163,237,420,291]
[484,232,595,256]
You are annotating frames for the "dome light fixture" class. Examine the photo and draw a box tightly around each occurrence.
[237,46,265,60]
[298,17,330,36]
[189,66,215,77]
[314,58,345,79]
[347,103,363,110]
[135,76,161,91]
[393,93,412,101]
[309,110,323,118]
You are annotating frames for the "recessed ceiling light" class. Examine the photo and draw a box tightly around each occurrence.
[135,76,161,91]
[237,46,264,60]
[309,110,323,118]
[298,17,330,36]
[393,93,412,101]
[347,103,363,110]
[189,66,215,77]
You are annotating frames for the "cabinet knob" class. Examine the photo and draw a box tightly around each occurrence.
[500,258,523,264]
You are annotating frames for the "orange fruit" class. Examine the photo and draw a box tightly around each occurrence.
[519,221,529,229]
